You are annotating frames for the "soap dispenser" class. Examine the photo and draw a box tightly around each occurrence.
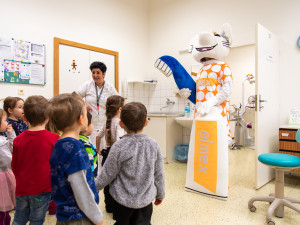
[184,102,190,117]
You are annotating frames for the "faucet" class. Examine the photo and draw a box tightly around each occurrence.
[160,105,169,110]
[166,98,175,105]
[160,98,175,111]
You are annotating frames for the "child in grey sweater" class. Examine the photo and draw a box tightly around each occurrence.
[95,102,165,225]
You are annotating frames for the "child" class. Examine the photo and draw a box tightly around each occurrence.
[48,93,103,225]
[96,95,125,213]
[11,96,59,225]
[95,102,165,225]
[3,97,28,136]
[0,109,16,225]
[80,111,98,178]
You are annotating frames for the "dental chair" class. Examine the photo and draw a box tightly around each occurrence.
[248,129,300,225]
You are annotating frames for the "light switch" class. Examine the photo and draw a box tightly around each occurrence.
[18,89,24,95]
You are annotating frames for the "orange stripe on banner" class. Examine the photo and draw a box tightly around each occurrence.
[194,121,218,194]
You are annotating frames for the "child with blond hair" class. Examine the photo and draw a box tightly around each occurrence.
[48,93,103,225]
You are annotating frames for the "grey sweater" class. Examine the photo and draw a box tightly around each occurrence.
[95,134,165,209]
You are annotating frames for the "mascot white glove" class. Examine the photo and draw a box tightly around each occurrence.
[178,88,192,99]
[198,97,219,115]
[196,81,233,116]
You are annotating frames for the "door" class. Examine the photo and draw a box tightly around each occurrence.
[59,45,90,94]
[255,24,280,189]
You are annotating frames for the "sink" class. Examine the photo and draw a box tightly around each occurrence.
[148,112,184,117]
[175,116,193,129]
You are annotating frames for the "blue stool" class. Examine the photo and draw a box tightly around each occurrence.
[248,153,300,225]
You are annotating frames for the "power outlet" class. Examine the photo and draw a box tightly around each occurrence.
[18,89,24,95]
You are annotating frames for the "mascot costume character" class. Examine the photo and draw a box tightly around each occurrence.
[155,23,233,199]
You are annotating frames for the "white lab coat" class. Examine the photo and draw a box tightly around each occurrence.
[77,80,118,146]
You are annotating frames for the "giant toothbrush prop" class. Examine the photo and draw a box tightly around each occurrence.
[155,23,233,199]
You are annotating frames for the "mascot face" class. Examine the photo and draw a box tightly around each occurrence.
[190,23,233,63]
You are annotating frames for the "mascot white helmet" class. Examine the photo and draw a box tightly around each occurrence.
[189,23,233,63]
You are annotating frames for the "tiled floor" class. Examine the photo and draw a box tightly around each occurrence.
[11,148,300,225]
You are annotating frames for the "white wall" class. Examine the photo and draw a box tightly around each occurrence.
[148,0,300,125]
[227,45,255,108]
[1,0,300,125]
[0,0,149,100]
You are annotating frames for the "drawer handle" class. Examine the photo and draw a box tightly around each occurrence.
[281,133,289,137]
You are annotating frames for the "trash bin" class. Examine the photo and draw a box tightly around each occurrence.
[174,144,189,163]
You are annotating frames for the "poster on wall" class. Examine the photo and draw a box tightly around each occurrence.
[13,39,30,62]
[0,35,45,85]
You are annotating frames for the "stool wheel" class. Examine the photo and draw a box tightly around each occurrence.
[248,205,256,212]
[267,220,275,225]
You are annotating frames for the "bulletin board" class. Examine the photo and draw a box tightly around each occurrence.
[54,38,119,95]
[0,36,45,85]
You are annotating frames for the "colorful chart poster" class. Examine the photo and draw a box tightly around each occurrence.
[13,40,30,62]
[0,36,45,85]
[4,60,30,84]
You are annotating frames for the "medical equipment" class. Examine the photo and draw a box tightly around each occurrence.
[230,74,255,149]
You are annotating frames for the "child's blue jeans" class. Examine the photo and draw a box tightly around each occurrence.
[12,192,51,225]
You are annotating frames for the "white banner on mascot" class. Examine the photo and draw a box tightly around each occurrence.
[185,108,228,199]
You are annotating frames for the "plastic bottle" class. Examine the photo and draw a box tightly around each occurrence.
[185,103,190,117]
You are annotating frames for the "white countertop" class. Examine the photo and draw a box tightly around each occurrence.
[280,124,300,129]
[147,112,184,117]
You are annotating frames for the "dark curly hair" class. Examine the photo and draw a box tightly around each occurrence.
[90,61,107,73]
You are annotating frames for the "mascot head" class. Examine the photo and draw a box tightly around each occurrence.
[189,23,233,63]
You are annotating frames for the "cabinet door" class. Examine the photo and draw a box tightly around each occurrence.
[143,117,167,159]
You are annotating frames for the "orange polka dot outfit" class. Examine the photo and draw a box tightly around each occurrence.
[195,61,233,140]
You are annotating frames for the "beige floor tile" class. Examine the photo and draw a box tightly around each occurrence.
[10,147,300,225]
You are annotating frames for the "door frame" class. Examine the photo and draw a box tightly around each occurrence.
[53,37,119,95]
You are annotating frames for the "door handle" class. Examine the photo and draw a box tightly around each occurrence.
[258,94,267,111]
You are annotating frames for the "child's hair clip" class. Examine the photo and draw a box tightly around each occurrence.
[107,129,110,131]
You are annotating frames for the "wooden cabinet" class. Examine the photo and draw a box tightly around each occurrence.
[279,126,300,173]
[143,115,183,163]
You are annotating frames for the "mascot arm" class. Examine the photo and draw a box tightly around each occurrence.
[155,55,196,104]
[198,81,232,115]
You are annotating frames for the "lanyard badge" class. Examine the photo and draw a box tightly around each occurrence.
[95,82,105,114]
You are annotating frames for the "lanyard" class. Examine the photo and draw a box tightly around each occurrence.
[95,82,105,113]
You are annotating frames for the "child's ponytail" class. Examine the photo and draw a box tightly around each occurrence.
[105,95,125,146]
